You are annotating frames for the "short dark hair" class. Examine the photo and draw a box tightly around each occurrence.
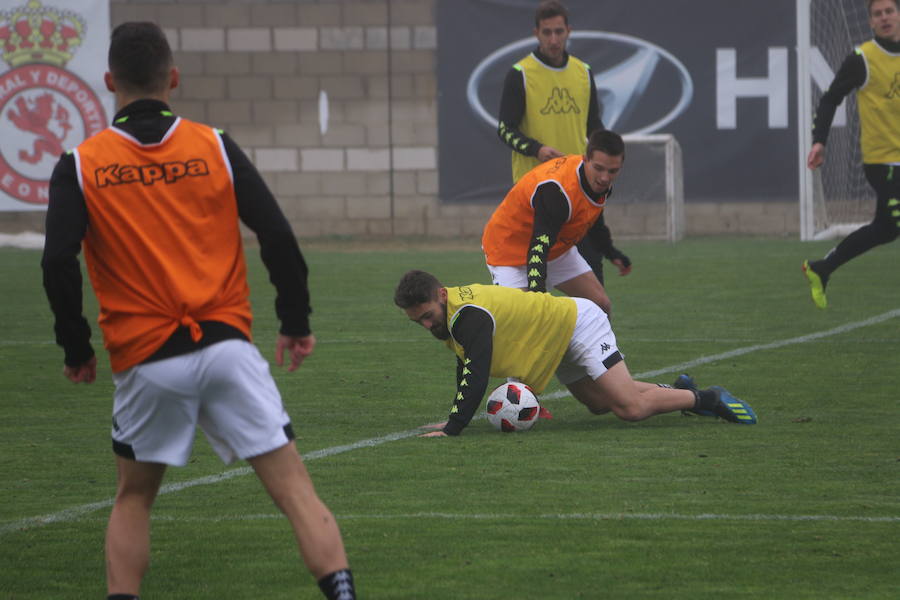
[868,0,899,12]
[585,130,625,161]
[394,270,442,309]
[108,22,173,95]
[535,1,569,27]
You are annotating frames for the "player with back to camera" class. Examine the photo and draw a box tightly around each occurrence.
[41,22,356,600]
[802,0,900,308]
[497,0,632,292]
[393,270,757,437]
[483,129,625,316]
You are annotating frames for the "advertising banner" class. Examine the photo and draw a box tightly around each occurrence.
[0,0,111,211]
[437,0,800,205]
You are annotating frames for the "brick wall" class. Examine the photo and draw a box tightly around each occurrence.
[108,0,476,239]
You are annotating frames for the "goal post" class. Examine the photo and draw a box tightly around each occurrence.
[796,0,874,241]
[617,133,685,242]
[797,0,814,241]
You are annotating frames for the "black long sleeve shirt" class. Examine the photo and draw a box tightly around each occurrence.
[497,49,604,158]
[442,306,494,436]
[812,36,900,146]
[526,163,612,292]
[41,99,311,367]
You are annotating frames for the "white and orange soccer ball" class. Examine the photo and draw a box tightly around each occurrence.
[486,382,545,432]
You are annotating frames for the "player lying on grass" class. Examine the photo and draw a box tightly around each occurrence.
[393,270,757,437]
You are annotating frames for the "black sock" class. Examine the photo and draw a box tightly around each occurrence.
[107,595,139,600]
[809,258,831,287]
[318,568,355,600]
[693,389,718,412]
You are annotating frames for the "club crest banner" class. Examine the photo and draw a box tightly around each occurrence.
[0,0,111,211]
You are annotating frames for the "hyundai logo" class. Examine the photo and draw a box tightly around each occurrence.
[466,31,693,135]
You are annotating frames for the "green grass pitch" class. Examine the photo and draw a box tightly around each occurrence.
[1,237,898,599]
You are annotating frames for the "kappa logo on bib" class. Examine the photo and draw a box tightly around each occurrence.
[0,0,106,205]
[467,31,693,136]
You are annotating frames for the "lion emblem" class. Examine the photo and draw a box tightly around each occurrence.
[7,91,72,164]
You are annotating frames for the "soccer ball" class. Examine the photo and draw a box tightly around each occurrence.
[486,382,541,432]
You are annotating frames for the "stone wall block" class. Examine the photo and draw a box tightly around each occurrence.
[251,3,298,27]
[228,77,273,100]
[158,4,204,27]
[389,0,434,25]
[274,172,323,198]
[204,4,250,28]
[320,27,365,50]
[274,28,318,52]
[208,100,253,126]
[301,149,346,171]
[274,76,321,100]
[180,76,226,100]
[297,52,344,75]
[252,101,299,124]
[227,125,275,147]
[322,124,367,147]
[343,2,388,25]
[251,52,298,75]
[275,123,322,147]
[346,148,390,171]
[228,28,272,52]
[206,53,251,75]
[322,172,368,196]
[296,197,348,219]
[180,28,225,52]
[297,4,342,26]
[319,76,366,100]
[347,196,391,219]
[254,148,299,172]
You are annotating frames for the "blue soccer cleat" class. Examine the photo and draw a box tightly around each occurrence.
[709,386,757,425]
[675,374,716,418]
[674,373,698,391]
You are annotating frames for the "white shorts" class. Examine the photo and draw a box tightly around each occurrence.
[486,245,592,289]
[555,298,623,385]
[111,339,293,466]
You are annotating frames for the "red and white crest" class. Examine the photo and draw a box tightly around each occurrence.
[0,0,108,206]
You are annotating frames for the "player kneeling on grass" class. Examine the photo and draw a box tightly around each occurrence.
[393,270,756,437]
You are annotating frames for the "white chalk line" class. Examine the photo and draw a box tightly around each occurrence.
[3,308,899,537]
[0,427,425,537]
[543,307,900,400]
[66,511,900,525]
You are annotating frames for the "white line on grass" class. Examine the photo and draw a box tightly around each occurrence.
[0,428,425,537]
[543,307,900,400]
[634,308,900,380]
[3,308,899,537]
[78,511,900,525]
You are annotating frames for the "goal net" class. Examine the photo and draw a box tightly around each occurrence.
[797,0,874,240]
[616,134,685,242]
